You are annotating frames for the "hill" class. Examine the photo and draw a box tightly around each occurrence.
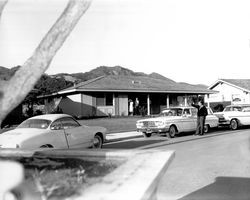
[0,66,208,94]
[52,66,176,83]
[0,66,20,80]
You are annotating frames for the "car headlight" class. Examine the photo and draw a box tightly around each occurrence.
[136,122,143,127]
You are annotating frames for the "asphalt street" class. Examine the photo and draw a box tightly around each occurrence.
[157,129,250,200]
[104,129,250,200]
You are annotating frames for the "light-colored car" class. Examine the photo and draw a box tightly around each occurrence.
[136,107,219,138]
[0,114,107,149]
[214,104,250,130]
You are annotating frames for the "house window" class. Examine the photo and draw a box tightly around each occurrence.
[96,93,113,106]
[96,94,105,106]
[132,80,141,84]
[106,94,113,106]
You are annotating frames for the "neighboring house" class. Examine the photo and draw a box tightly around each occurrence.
[39,75,215,118]
[206,79,250,111]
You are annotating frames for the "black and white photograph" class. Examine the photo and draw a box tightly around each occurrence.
[1,0,250,199]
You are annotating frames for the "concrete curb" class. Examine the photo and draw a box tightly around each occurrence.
[105,128,248,148]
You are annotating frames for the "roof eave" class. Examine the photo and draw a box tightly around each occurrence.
[73,88,217,94]
[209,79,250,93]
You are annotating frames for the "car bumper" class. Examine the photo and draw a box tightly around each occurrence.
[218,120,230,126]
[137,127,169,133]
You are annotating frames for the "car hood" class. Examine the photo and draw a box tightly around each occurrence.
[137,116,183,122]
[0,128,47,145]
[214,111,236,116]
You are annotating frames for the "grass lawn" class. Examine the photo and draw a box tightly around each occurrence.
[78,116,145,133]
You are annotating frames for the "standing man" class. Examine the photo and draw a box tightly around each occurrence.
[191,99,208,135]
[135,98,140,115]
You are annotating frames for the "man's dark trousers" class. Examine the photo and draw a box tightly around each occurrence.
[196,116,206,135]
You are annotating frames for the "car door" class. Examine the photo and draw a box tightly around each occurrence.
[49,119,69,148]
[181,108,196,132]
[190,108,198,131]
[240,106,250,125]
[61,117,93,148]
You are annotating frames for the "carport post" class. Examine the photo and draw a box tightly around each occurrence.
[166,94,170,108]
[147,94,150,116]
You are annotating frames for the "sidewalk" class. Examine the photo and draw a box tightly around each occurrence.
[105,128,241,146]
[106,131,142,142]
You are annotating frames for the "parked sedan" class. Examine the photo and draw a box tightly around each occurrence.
[136,107,219,138]
[214,104,250,130]
[0,114,107,149]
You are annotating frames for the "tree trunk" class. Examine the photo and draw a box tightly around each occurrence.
[0,0,8,19]
[0,0,92,125]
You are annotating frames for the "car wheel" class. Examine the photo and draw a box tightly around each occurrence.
[168,125,177,138]
[93,134,103,148]
[40,144,53,148]
[230,119,238,130]
[142,132,152,138]
[204,124,210,133]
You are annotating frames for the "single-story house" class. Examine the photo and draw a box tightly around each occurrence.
[39,75,216,117]
[206,79,250,111]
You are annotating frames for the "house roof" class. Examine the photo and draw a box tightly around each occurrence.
[56,75,215,95]
[209,79,250,93]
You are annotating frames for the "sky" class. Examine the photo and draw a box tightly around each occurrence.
[1,0,250,86]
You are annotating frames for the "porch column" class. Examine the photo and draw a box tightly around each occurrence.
[166,94,170,108]
[44,98,48,114]
[206,94,210,108]
[184,95,188,106]
[113,93,115,116]
[147,94,150,116]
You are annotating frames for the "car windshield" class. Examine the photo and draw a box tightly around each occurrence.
[161,108,183,116]
[17,119,51,129]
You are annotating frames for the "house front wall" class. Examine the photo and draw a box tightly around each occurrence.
[81,94,95,117]
[118,94,128,116]
[207,82,250,104]
[44,92,209,117]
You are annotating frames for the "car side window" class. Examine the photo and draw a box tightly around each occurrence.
[233,107,242,111]
[61,117,80,130]
[183,109,191,116]
[51,120,63,130]
[191,108,197,116]
[242,107,250,112]
[224,107,231,112]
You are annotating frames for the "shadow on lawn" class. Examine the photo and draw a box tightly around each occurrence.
[179,176,250,200]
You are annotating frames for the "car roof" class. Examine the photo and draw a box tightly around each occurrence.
[226,104,250,107]
[28,114,73,121]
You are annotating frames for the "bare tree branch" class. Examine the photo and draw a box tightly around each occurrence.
[0,0,8,19]
[0,0,92,124]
